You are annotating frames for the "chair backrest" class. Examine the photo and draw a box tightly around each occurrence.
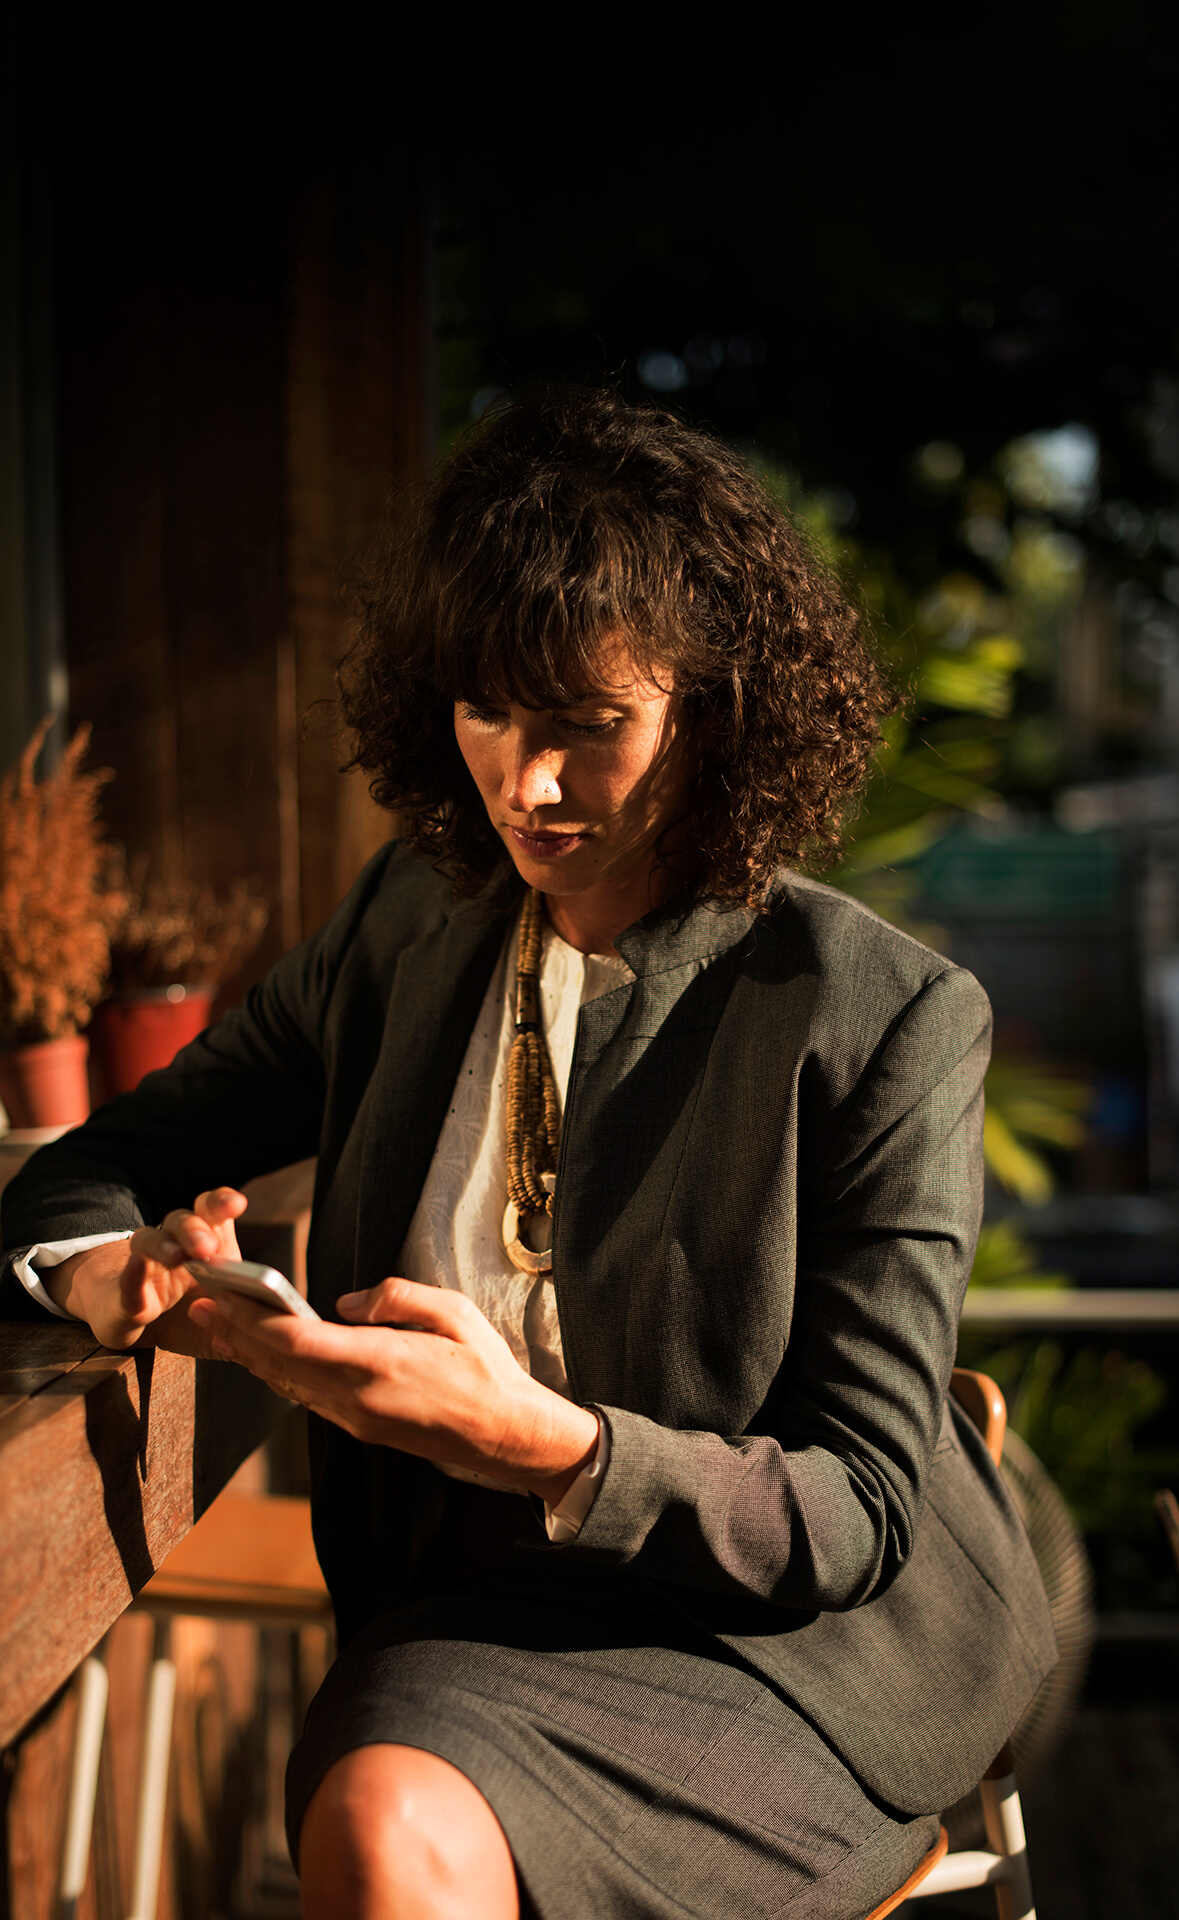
[865,1370,1034,1920]
[948,1368,1006,1467]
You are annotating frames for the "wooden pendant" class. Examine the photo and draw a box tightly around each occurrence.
[502,1172,555,1275]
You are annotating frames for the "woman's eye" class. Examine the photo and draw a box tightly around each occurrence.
[458,703,615,737]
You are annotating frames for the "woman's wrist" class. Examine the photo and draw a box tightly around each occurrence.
[44,1241,128,1323]
[522,1398,601,1508]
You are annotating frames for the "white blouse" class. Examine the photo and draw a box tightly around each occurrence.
[402,909,633,1467]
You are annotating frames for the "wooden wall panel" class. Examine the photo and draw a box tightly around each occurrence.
[56,194,181,887]
[164,186,288,982]
[286,153,428,941]
[55,130,430,999]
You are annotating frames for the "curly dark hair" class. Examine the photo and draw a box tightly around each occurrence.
[339,387,893,909]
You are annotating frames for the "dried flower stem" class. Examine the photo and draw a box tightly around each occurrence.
[0,719,128,1044]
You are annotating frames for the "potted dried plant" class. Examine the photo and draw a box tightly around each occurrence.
[89,870,269,1098]
[0,718,128,1132]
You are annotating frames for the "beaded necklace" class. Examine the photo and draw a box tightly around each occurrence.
[502,888,560,1275]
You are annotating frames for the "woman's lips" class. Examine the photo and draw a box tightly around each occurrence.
[508,826,590,858]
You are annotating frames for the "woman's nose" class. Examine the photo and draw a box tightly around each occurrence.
[504,748,562,813]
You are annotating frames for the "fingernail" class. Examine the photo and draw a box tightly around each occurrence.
[159,1237,182,1264]
[336,1290,364,1312]
[211,1337,234,1361]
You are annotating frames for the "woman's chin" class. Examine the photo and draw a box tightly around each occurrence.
[503,839,601,893]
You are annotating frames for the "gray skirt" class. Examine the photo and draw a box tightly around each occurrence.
[286,1482,937,1920]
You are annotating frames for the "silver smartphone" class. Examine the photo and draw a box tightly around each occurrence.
[185,1256,321,1320]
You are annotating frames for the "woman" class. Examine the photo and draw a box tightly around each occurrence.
[2,390,1055,1920]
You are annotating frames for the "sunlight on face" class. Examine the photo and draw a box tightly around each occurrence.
[453,639,695,912]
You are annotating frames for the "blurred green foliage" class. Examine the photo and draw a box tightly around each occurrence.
[982,1058,1091,1207]
[964,1337,1178,1541]
[967,1220,1069,1291]
[744,449,1083,918]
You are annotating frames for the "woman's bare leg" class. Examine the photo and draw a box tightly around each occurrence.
[298,1744,523,1920]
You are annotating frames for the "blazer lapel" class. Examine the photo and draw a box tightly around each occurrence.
[553,895,758,1405]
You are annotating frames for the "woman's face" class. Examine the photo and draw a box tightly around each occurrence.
[453,639,695,907]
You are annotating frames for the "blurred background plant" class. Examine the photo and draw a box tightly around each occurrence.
[749,451,1097,1206]
[981,1055,1092,1207]
[0,717,127,1046]
[967,1219,1070,1291]
[743,447,1086,933]
[952,1329,1179,1610]
[981,1339,1169,1537]
[107,860,269,995]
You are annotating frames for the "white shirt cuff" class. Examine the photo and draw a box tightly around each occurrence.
[544,1415,610,1544]
[11,1231,137,1320]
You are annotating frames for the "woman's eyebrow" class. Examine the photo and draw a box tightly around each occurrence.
[459,684,626,710]
[515,692,613,710]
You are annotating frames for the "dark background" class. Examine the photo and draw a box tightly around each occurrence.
[435,27,1177,649]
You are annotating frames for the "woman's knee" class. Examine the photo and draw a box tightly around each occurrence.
[299,1744,520,1917]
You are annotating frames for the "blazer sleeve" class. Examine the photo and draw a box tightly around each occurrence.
[0,846,396,1317]
[562,965,992,1612]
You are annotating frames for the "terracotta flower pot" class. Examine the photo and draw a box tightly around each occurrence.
[0,1033,91,1131]
[88,987,214,1101]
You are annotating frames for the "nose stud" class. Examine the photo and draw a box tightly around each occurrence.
[517,759,560,803]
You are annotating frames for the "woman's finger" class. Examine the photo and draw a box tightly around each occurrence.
[336,1276,468,1332]
[193,1186,248,1222]
[187,1293,338,1409]
[128,1222,189,1269]
[188,1289,326,1356]
[192,1187,248,1253]
[130,1187,247,1275]
[131,1210,216,1269]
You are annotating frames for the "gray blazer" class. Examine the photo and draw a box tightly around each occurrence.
[2,843,1056,1815]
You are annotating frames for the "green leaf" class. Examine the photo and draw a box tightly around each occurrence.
[892,756,1007,812]
[837,813,951,876]
[967,1219,1069,1290]
[982,1108,1054,1205]
[916,655,1016,717]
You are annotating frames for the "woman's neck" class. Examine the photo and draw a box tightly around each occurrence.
[541,863,686,957]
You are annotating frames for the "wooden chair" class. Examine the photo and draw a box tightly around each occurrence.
[865,1368,1037,1920]
[125,1491,333,1920]
[1155,1487,1179,1574]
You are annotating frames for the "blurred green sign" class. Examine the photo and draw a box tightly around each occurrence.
[915,829,1123,922]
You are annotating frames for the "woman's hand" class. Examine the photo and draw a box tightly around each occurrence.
[186,1277,600,1506]
[44,1188,248,1354]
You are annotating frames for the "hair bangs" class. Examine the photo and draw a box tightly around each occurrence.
[430,510,672,711]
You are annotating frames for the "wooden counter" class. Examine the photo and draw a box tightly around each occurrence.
[0,1152,316,1752]
[0,1323,295,1750]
